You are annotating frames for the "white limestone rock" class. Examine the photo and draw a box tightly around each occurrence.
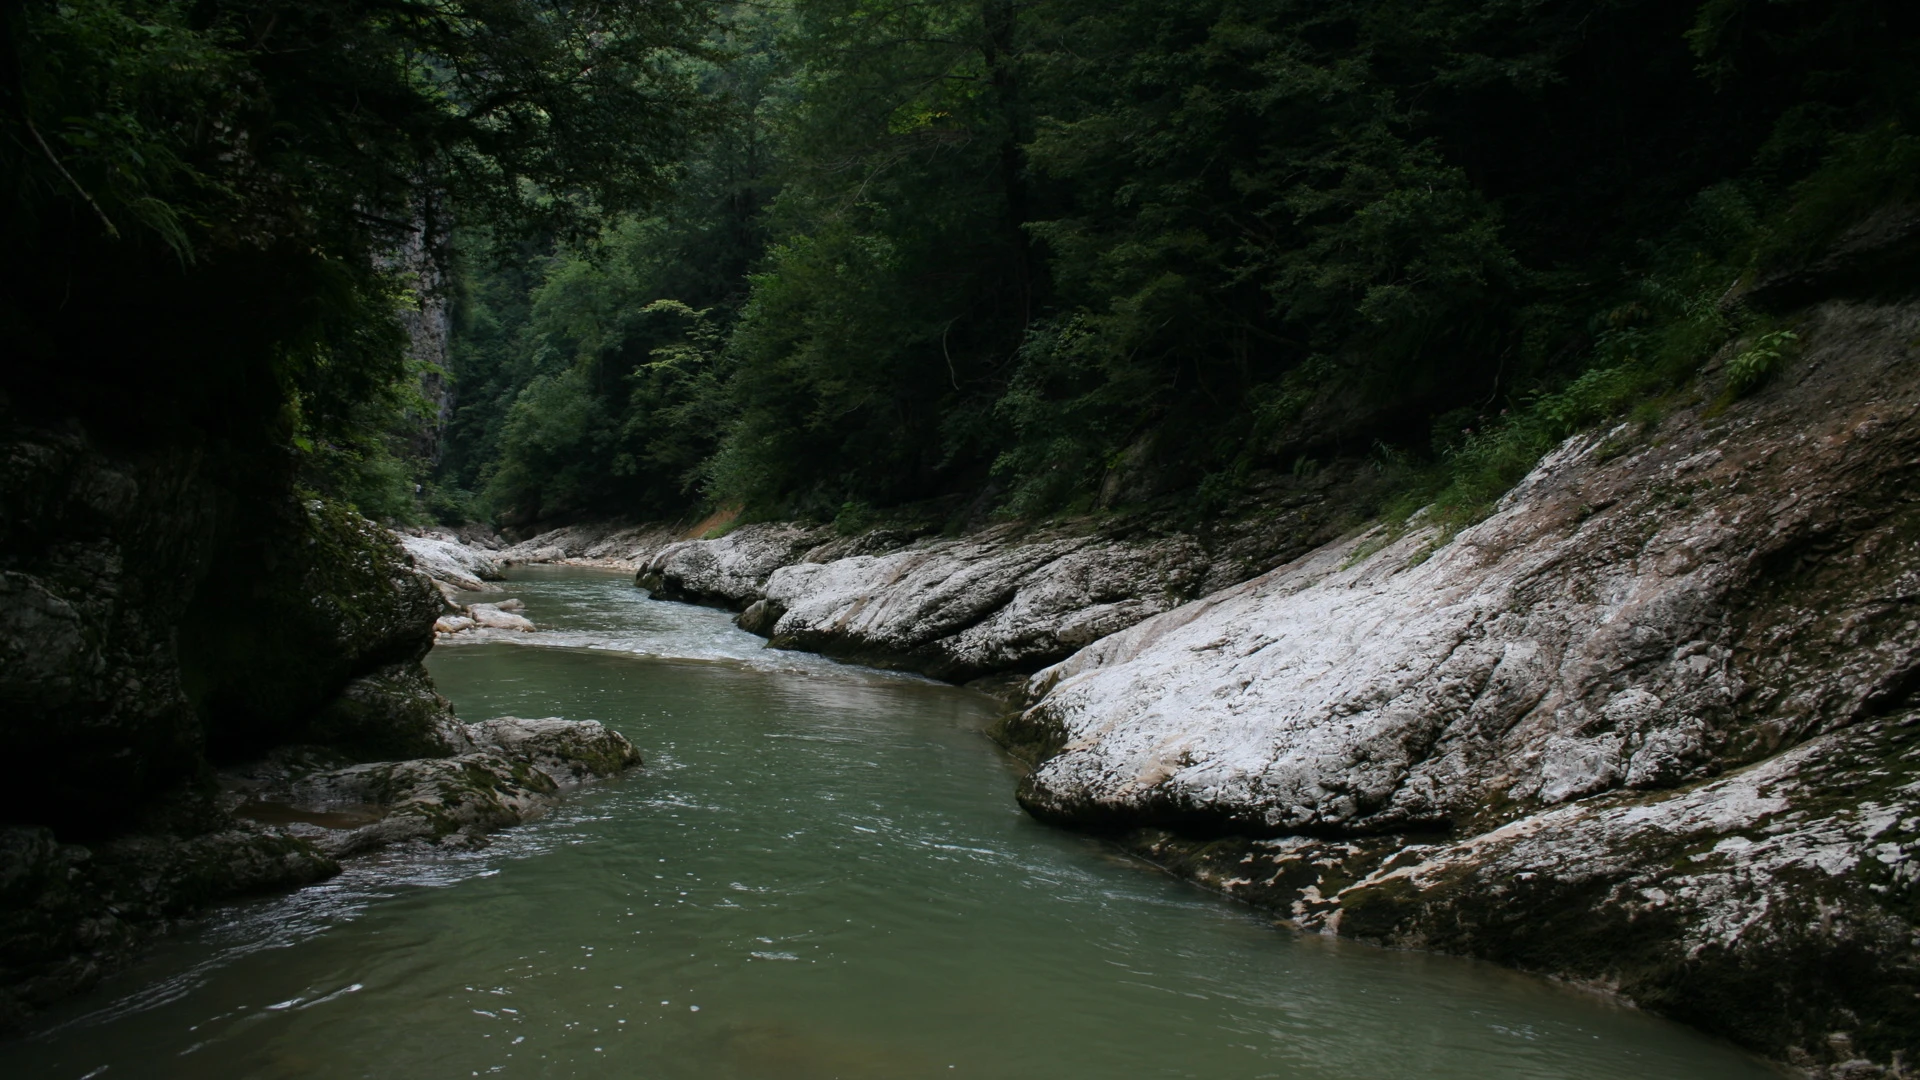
[1006,299,1920,1074]
[637,523,831,609]
[1016,301,1920,837]
[467,603,535,632]
[397,533,503,592]
[499,521,687,569]
[1013,297,1920,837]
[757,526,1217,681]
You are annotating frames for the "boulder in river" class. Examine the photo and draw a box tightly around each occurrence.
[232,717,642,858]
[303,662,468,762]
[397,532,504,594]
[464,716,642,783]
[468,603,535,631]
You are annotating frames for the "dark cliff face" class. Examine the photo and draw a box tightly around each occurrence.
[0,396,459,1024]
[180,496,448,765]
[0,406,448,841]
[0,413,222,839]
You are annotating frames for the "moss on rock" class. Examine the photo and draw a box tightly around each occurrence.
[181,495,444,761]
[0,821,337,1030]
[306,662,468,762]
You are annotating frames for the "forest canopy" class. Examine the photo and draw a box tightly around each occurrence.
[438,0,1920,531]
[1,0,709,497]
[8,0,1916,531]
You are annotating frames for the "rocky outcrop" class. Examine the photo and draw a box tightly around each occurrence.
[1004,298,1920,1073]
[1123,707,1920,1075]
[1743,202,1920,312]
[182,496,455,762]
[633,485,1368,683]
[229,716,641,858]
[0,417,455,822]
[637,522,833,609]
[500,520,688,569]
[757,528,1219,682]
[0,409,495,1027]
[0,416,222,835]
[0,821,339,1030]
[398,531,504,596]
[304,663,470,762]
[474,471,1368,686]
[3,714,639,1026]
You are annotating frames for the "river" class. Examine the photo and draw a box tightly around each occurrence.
[1,566,1781,1078]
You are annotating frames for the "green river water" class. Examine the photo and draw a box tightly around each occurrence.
[3,566,1781,1079]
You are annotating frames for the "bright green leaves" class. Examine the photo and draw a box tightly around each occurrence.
[1726,329,1799,396]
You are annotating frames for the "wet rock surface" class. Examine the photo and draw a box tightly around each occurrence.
[0,410,517,1028]
[1120,709,1920,1077]
[1007,299,1920,1073]
[229,716,642,859]
[0,816,339,1030]
[467,602,535,632]
[1,716,639,1027]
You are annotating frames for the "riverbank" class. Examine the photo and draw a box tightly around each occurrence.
[460,465,1383,698]
[465,296,1920,1076]
[0,566,1782,1079]
[0,472,642,1029]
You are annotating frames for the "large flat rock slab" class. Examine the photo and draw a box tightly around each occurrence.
[1018,299,1920,837]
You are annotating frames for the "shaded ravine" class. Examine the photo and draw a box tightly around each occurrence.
[0,567,1781,1078]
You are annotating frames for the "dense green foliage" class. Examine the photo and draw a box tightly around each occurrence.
[9,1,1913,529]
[443,0,1919,529]
[1,0,709,511]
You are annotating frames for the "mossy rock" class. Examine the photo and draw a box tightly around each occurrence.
[0,822,337,1031]
[305,662,466,763]
[181,495,442,761]
[465,717,643,782]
